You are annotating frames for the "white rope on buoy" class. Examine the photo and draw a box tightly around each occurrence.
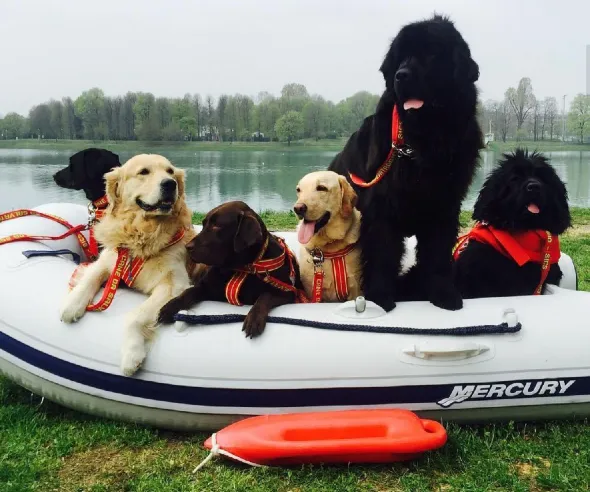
[192,433,267,473]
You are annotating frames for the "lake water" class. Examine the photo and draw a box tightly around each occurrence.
[0,148,589,213]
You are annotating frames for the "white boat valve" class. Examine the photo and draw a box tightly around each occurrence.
[175,311,188,333]
[502,308,518,328]
[355,296,366,313]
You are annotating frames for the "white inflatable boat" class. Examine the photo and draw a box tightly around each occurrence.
[0,203,589,431]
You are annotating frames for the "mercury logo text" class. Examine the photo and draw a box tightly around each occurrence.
[437,379,576,408]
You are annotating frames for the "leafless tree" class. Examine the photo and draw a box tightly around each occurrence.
[499,100,511,142]
[544,97,558,140]
[505,77,535,135]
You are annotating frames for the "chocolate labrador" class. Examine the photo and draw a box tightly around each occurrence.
[158,201,307,337]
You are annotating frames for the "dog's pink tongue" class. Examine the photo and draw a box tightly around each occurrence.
[527,203,540,214]
[298,221,316,244]
[403,99,424,110]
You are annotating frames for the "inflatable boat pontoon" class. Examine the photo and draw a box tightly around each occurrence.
[0,203,588,431]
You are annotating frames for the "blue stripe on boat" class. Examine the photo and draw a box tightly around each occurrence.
[0,331,588,408]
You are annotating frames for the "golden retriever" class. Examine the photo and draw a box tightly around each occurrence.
[293,171,363,302]
[59,154,195,376]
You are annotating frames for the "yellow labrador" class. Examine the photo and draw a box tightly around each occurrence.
[59,154,195,376]
[294,171,362,302]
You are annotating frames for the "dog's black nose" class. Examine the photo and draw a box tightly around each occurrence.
[525,179,541,192]
[395,67,411,82]
[293,203,307,218]
[160,179,177,194]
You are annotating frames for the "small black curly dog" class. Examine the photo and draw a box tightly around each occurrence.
[454,148,571,298]
[329,15,483,312]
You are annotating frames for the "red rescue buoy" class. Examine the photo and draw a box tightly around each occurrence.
[199,409,447,468]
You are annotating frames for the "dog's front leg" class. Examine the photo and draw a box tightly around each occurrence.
[242,291,292,338]
[157,281,207,325]
[121,275,190,376]
[59,255,111,323]
[360,219,405,312]
[415,217,463,310]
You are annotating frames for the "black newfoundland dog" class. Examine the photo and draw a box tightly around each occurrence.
[329,15,483,311]
[454,148,571,298]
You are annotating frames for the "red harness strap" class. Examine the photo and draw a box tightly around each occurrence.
[453,222,561,295]
[225,236,309,306]
[309,243,357,302]
[0,209,94,259]
[0,195,109,262]
[349,105,408,188]
[81,228,187,312]
[87,195,109,259]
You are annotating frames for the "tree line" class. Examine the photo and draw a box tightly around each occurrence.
[478,77,590,143]
[0,83,379,145]
[1,79,588,144]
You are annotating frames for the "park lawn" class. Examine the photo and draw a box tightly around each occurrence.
[2,211,590,491]
[0,138,347,153]
[487,140,590,153]
[1,138,589,154]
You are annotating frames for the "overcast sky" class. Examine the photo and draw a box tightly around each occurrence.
[1,0,588,115]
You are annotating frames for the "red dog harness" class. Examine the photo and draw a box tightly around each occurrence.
[225,236,309,306]
[76,228,187,312]
[348,105,411,188]
[87,195,109,259]
[453,222,561,295]
[0,195,109,262]
[309,243,357,302]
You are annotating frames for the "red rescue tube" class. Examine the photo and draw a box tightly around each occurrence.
[204,409,447,466]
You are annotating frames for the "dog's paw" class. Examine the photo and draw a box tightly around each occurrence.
[59,294,87,323]
[367,294,396,312]
[242,309,267,339]
[429,280,463,311]
[157,300,178,325]
[120,341,147,376]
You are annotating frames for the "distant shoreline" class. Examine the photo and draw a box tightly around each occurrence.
[0,138,589,153]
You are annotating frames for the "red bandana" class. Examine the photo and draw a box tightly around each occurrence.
[453,222,561,295]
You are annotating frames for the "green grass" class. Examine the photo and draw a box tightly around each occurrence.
[0,138,347,153]
[488,140,590,152]
[2,138,589,154]
[2,211,590,490]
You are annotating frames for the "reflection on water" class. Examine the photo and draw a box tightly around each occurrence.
[0,148,589,212]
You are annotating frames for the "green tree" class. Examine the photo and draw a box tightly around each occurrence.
[280,83,309,113]
[216,95,228,141]
[1,112,27,139]
[275,110,304,145]
[567,94,590,143]
[133,93,160,140]
[29,104,52,138]
[303,96,327,139]
[179,116,197,140]
[74,88,106,140]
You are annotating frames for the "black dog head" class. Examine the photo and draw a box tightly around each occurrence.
[379,15,479,123]
[187,201,268,268]
[53,148,121,201]
[473,148,571,235]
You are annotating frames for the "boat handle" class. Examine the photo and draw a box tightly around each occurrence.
[402,342,489,360]
[421,419,447,439]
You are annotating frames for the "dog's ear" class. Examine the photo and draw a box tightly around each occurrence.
[379,43,399,90]
[454,46,479,83]
[104,167,122,213]
[338,175,358,218]
[175,167,186,198]
[234,211,263,252]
